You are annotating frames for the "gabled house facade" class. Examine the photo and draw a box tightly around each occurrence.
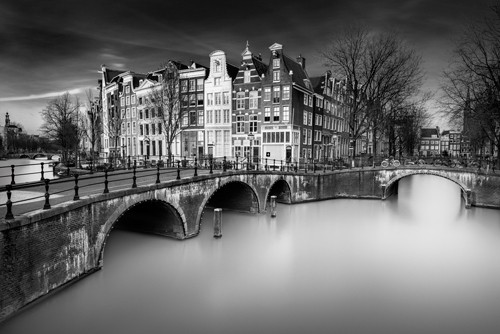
[232,42,268,164]
[204,50,238,158]
[261,43,313,164]
[179,62,208,159]
[419,127,441,156]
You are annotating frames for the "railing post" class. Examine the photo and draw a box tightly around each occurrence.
[273,159,276,171]
[305,163,308,173]
[156,163,161,184]
[103,169,109,194]
[223,156,227,172]
[209,158,213,174]
[265,158,268,171]
[132,160,137,188]
[10,165,15,185]
[40,162,45,181]
[43,179,51,210]
[280,160,283,171]
[194,157,198,177]
[236,156,239,170]
[127,155,131,170]
[73,174,80,200]
[5,184,14,219]
[177,161,181,180]
[247,157,250,171]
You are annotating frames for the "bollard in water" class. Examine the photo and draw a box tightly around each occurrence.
[213,208,222,238]
[270,195,277,217]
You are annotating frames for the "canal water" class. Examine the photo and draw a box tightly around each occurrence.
[0,158,55,186]
[1,175,500,333]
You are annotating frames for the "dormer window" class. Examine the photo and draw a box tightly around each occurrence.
[244,70,251,83]
[273,58,280,68]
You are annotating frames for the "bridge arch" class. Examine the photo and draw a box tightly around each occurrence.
[19,154,30,159]
[195,179,260,233]
[384,170,472,208]
[98,197,187,266]
[265,178,292,209]
[32,153,47,159]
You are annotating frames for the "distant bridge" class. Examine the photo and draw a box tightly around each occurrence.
[1,164,499,322]
[8,152,59,160]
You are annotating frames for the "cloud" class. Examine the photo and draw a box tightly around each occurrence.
[0,87,88,102]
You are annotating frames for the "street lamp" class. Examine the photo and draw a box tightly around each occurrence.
[248,133,255,169]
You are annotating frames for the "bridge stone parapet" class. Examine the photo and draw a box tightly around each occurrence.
[1,167,499,322]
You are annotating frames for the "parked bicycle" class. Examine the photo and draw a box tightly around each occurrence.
[381,157,400,168]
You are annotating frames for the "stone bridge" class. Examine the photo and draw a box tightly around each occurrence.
[376,167,500,209]
[9,152,59,160]
[1,167,499,322]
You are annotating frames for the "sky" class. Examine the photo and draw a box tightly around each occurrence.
[0,0,496,134]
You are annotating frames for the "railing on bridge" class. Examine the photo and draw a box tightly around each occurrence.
[0,155,496,220]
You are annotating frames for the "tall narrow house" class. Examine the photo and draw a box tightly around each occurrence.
[261,43,314,164]
[179,61,208,159]
[204,50,239,158]
[232,42,268,164]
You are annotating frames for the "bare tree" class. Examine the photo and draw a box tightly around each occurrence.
[322,25,423,158]
[83,88,102,171]
[147,61,184,165]
[40,92,81,164]
[441,4,500,166]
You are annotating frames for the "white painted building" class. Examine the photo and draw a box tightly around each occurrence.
[204,50,238,158]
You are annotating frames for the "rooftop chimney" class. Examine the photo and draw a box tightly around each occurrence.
[296,54,306,69]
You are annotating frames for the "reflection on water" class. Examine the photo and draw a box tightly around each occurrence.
[1,175,500,334]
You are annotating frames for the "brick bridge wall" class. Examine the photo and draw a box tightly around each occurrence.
[1,168,499,322]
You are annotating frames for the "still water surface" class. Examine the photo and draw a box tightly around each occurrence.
[0,159,55,186]
[1,175,500,333]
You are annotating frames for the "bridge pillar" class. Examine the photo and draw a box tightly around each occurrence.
[463,189,472,209]
[381,184,387,200]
